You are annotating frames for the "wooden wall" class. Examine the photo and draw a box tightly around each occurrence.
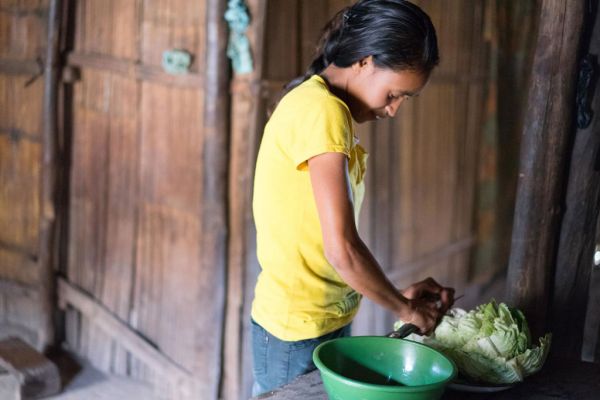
[262,0,486,337]
[354,0,487,335]
[0,0,52,349]
[55,0,227,399]
[1,1,491,399]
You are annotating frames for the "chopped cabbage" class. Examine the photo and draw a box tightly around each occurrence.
[394,299,551,384]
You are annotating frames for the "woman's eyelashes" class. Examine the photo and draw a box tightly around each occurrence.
[388,93,410,101]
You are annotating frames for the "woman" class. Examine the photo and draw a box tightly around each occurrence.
[251,0,455,395]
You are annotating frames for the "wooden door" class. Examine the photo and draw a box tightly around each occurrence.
[0,0,53,350]
[57,1,227,398]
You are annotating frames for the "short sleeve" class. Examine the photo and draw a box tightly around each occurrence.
[289,96,353,171]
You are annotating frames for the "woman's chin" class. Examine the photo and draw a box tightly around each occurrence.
[353,112,376,124]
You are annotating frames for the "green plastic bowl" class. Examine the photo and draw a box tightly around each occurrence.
[313,336,457,400]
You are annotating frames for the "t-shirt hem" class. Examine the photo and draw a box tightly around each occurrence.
[251,309,358,342]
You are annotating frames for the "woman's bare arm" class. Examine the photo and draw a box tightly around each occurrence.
[308,152,441,333]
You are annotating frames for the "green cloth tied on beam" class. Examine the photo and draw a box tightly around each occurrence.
[224,0,253,74]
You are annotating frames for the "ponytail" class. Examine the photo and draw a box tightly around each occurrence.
[285,7,350,91]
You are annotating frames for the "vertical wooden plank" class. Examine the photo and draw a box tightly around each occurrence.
[197,0,228,396]
[141,0,205,73]
[68,0,141,374]
[68,70,110,296]
[495,0,540,277]
[224,0,268,398]
[66,69,111,368]
[240,0,271,395]
[506,0,586,339]
[131,81,204,394]
[102,73,140,376]
[264,0,299,80]
[372,117,392,269]
[299,0,325,71]
[449,2,474,288]
[73,0,138,60]
[0,0,49,60]
[551,0,600,359]
[353,120,376,336]
[394,100,417,266]
[38,0,62,349]
[0,0,50,349]
[366,116,391,335]
[0,127,41,256]
[134,203,202,369]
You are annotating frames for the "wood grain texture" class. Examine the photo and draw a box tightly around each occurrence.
[0,134,41,256]
[0,0,55,351]
[58,278,192,393]
[551,0,600,360]
[63,0,227,398]
[0,0,49,60]
[253,358,600,400]
[506,0,586,339]
[223,1,268,399]
[140,0,204,73]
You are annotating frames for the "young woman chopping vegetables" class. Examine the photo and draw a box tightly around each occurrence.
[250,0,455,395]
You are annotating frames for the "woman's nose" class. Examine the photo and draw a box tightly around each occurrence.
[386,97,404,117]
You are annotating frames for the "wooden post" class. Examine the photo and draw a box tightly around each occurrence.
[505,0,586,339]
[202,0,230,398]
[551,1,600,360]
[222,1,268,399]
[38,0,63,350]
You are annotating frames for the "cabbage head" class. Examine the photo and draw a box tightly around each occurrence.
[394,300,551,384]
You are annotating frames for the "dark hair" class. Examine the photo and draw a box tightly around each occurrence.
[286,0,439,91]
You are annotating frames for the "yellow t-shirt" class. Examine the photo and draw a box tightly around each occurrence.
[251,75,368,341]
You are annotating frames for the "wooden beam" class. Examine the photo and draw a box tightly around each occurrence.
[551,1,600,360]
[202,0,230,397]
[38,0,62,350]
[57,278,193,390]
[506,0,586,338]
[0,279,38,299]
[67,52,204,88]
[0,59,41,76]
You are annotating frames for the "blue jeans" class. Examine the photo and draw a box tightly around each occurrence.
[251,319,351,397]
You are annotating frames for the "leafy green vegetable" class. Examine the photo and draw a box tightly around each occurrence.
[394,299,551,384]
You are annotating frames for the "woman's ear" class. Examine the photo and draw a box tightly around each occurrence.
[352,55,374,74]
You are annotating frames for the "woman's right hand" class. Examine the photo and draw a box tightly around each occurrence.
[401,298,443,335]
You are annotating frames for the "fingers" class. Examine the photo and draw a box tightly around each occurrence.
[407,298,443,336]
[403,277,450,301]
[439,287,455,314]
[400,279,457,333]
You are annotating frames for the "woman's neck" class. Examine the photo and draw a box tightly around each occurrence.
[319,64,351,104]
